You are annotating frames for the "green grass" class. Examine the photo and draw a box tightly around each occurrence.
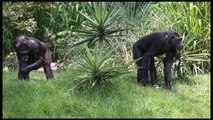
[3,69,210,118]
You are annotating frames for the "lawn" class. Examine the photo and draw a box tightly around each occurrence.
[3,69,210,118]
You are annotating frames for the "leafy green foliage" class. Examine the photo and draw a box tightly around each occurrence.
[2,2,210,74]
[152,2,210,75]
[41,2,85,61]
[3,52,18,70]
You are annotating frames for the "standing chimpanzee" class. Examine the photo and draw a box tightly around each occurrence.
[14,35,54,80]
[133,30,184,89]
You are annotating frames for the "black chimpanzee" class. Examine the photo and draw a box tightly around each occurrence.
[133,30,184,89]
[14,35,54,80]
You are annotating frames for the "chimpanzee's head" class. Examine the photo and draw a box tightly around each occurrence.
[15,36,31,61]
[165,30,184,50]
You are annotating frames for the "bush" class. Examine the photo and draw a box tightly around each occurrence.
[3,52,18,70]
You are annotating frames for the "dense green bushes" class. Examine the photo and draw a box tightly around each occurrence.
[3,2,210,76]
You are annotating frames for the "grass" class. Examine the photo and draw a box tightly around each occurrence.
[3,69,210,118]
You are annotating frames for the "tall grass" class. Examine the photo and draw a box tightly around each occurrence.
[3,70,210,118]
[152,2,210,75]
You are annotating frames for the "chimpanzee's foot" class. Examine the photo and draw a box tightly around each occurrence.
[139,79,147,86]
[47,75,54,79]
[165,84,171,90]
[152,84,161,89]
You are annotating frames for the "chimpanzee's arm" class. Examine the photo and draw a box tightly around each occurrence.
[24,57,44,72]
[22,42,46,73]
[18,59,30,79]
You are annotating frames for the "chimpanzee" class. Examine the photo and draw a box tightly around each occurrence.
[14,35,54,80]
[133,30,184,89]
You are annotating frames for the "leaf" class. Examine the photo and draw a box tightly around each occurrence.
[72,29,96,35]
[79,11,99,28]
[71,37,95,47]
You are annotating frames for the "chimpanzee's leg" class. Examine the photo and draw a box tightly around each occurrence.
[140,53,151,86]
[163,52,174,89]
[18,59,29,80]
[43,50,54,79]
[18,70,29,80]
[133,44,143,83]
[150,56,157,85]
[43,64,54,79]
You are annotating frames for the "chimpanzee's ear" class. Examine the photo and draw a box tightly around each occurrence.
[169,27,175,32]
[164,32,169,39]
[164,32,173,45]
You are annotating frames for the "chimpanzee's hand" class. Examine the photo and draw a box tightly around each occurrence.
[20,67,29,75]
[175,54,181,60]
[18,68,29,79]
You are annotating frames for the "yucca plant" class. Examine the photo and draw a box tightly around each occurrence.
[72,2,129,53]
[70,43,136,90]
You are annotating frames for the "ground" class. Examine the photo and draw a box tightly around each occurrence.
[3,69,210,118]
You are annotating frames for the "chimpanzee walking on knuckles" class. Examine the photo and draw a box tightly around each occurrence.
[133,30,184,89]
[14,35,54,80]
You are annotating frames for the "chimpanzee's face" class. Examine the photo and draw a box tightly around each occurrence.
[15,37,30,61]
[168,31,184,50]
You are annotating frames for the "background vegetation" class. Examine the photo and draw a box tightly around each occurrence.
[3,2,210,75]
[2,1,210,118]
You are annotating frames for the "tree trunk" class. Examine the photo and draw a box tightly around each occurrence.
[99,39,104,58]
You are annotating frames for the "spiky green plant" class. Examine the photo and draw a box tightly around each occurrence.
[70,43,136,90]
[72,2,129,52]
